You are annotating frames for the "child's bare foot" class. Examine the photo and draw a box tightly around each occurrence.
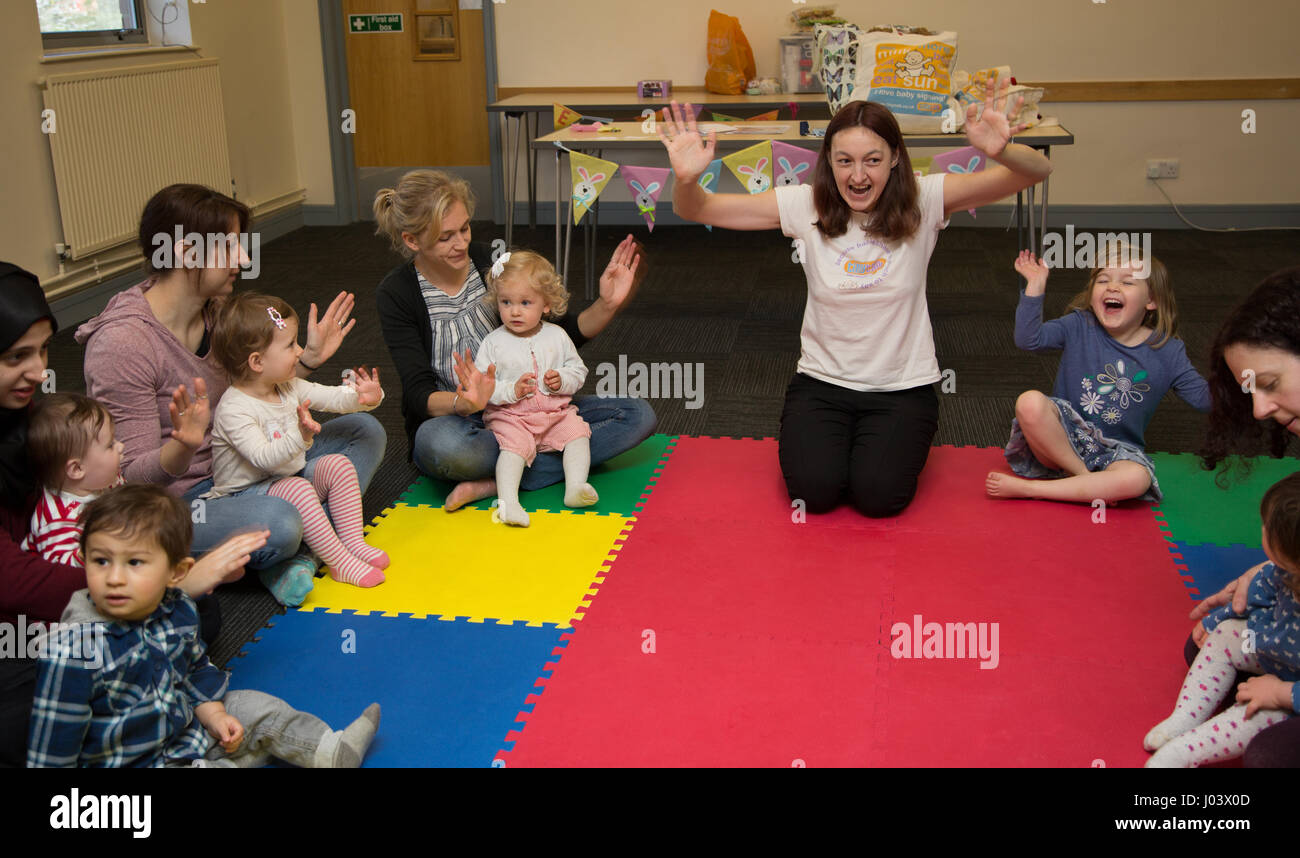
[492,499,530,527]
[985,471,1038,499]
[446,478,496,512]
[564,482,599,508]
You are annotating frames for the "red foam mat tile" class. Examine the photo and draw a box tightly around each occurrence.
[499,442,1195,767]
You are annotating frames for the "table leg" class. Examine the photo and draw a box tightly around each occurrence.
[1040,145,1051,245]
[505,111,522,247]
[527,113,538,230]
[554,148,562,269]
[1027,183,1037,256]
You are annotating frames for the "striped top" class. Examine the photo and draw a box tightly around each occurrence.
[418,266,499,393]
[20,486,91,568]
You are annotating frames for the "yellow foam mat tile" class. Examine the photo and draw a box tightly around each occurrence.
[299,504,634,627]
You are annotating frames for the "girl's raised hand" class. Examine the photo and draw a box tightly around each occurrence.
[656,102,716,184]
[168,378,211,450]
[965,77,1027,159]
[1014,250,1049,294]
[297,400,321,443]
[452,349,495,413]
[348,366,384,406]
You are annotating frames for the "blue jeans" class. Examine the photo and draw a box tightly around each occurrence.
[185,413,386,569]
[412,396,656,491]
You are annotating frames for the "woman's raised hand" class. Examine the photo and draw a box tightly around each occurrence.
[452,349,496,413]
[964,77,1027,159]
[301,291,357,368]
[168,378,211,450]
[598,234,644,313]
[656,102,716,184]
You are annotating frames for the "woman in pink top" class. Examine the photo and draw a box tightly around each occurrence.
[76,185,386,606]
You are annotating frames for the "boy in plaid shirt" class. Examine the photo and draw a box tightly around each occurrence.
[27,484,380,767]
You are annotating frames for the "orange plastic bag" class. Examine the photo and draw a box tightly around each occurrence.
[705,10,755,95]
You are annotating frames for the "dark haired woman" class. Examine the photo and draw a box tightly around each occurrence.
[0,261,266,766]
[1186,267,1300,767]
[75,185,385,606]
[657,82,1052,516]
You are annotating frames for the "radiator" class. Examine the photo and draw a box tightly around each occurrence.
[39,58,233,261]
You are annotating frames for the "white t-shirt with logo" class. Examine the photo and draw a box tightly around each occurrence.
[776,173,948,392]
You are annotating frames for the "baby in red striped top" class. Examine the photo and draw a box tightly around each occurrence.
[20,393,124,566]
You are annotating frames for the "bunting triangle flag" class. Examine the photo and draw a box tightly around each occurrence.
[622,165,672,232]
[553,103,582,130]
[770,141,815,187]
[749,109,779,121]
[722,140,774,194]
[657,104,702,123]
[711,112,744,123]
[698,159,723,231]
[911,155,934,177]
[569,151,619,225]
[931,146,987,216]
[931,145,987,175]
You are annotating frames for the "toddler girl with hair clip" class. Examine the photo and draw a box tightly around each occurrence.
[209,292,387,587]
[1144,472,1300,767]
[475,250,595,527]
[986,243,1209,505]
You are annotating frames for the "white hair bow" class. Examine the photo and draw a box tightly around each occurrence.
[490,252,511,279]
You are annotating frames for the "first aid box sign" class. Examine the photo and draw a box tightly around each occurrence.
[349,14,403,33]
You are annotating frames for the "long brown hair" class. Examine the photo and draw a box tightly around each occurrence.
[811,101,919,242]
[138,184,250,276]
[1200,267,1300,471]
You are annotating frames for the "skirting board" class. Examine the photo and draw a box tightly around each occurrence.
[504,201,1300,232]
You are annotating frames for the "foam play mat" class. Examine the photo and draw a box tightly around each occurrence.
[226,434,1298,766]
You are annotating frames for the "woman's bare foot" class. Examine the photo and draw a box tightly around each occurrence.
[445,478,497,511]
[985,471,1038,499]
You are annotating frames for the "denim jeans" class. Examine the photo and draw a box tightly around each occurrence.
[186,413,386,569]
[412,396,656,491]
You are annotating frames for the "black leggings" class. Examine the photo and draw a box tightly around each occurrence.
[778,374,939,518]
[1182,633,1300,767]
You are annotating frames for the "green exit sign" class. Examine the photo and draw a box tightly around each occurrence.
[348,13,404,33]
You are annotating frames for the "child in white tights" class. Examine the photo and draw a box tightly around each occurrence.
[1144,472,1300,767]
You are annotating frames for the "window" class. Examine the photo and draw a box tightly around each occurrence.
[414,0,460,61]
[38,0,149,50]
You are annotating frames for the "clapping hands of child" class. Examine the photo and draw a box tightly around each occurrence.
[345,366,383,406]
[297,400,322,443]
[515,373,537,399]
[1014,250,1049,297]
[544,369,562,392]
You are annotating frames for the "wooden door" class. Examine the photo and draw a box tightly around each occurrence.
[342,0,489,166]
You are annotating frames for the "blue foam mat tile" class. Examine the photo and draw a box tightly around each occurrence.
[1166,540,1268,602]
[225,609,568,767]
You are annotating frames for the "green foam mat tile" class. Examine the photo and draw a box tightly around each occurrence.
[1149,451,1300,547]
[396,433,677,517]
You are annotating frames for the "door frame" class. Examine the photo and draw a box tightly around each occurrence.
[317,0,502,224]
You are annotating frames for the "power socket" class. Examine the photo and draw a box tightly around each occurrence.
[1146,159,1180,179]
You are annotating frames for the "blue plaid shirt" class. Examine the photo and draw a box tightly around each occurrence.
[27,588,228,768]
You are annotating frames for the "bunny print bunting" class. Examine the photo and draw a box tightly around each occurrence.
[931,145,988,216]
[621,165,672,232]
[553,103,583,130]
[569,151,619,225]
[722,141,774,195]
[770,141,815,187]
